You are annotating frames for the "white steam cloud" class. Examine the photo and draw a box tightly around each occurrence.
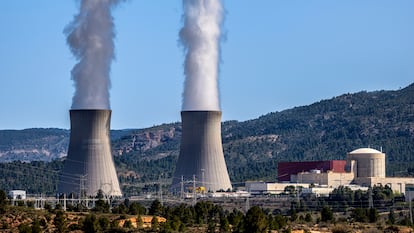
[180,0,224,111]
[66,0,122,110]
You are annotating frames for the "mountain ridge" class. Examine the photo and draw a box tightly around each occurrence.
[0,83,412,194]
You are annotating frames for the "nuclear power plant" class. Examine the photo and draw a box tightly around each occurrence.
[58,110,122,197]
[273,148,414,195]
[172,111,232,192]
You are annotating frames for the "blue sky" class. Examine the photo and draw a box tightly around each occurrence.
[1,1,413,130]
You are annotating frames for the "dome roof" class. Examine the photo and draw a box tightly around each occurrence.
[349,148,383,154]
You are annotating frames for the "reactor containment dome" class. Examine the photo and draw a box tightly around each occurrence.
[347,148,386,178]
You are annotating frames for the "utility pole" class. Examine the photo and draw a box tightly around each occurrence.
[63,193,66,211]
[245,197,250,213]
[180,175,184,201]
[201,169,205,193]
[159,173,163,206]
[193,174,196,205]
[369,187,373,209]
[409,192,413,225]
[296,185,300,209]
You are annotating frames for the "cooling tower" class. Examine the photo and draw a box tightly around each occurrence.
[58,110,122,197]
[172,111,232,192]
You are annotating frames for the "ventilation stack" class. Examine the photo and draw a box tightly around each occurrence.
[58,109,122,197]
[172,111,232,192]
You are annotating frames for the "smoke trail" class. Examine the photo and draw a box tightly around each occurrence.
[180,0,224,111]
[66,0,122,110]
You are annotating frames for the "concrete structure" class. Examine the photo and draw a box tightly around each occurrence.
[347,148,414,194]
[302,185,368,197]
[301,187,334,197]
[58,110,122,197]
[347,148,386,178]
[172,111,232,192]
[245,181,309,195]
[405,184,414,202]
[291,170,355,187]
[278,160,347,181]
[8,190,26,200]
[356,177,414,194]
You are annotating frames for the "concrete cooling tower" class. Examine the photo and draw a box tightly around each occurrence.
[58,110,122,197]
[172,111,232,192]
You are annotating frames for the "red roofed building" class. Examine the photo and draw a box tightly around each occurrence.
[278,160,347,182]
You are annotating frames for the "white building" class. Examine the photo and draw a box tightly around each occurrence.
[8,190,26,200]
[285,148,414,195]
[248,148,414,197]
[245,181,309,195]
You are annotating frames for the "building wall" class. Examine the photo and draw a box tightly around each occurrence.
[291,171,354,188]
[245,181,309,195]
[278,160,346,181]
[354,177,414,194]
[8,190,26,200]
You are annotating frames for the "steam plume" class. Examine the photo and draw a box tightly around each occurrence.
[180,0,224,111]
[66,0,122,110]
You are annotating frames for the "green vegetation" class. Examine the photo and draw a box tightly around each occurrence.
[1,186,414,233]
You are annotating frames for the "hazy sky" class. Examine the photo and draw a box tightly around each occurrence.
[1,1,413,130]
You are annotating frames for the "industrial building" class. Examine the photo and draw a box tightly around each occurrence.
[8,190,26,200]
[278,160,347,182]
[273,148,414,195]
[58,110,122,197]
[172,111,232,192]
[245,181,309,195]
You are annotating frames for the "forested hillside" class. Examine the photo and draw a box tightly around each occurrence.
[115,83,414,190]
[0,83,413,195]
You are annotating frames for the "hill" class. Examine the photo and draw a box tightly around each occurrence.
[0,83,413,194]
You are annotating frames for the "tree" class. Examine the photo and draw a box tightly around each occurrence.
[320,206,333,222]
[53,210,67,233]
[98,216,110,231]
[244,206,268,233]
[368,208,379,223]
[18,223,32,233]
[388,209,396,224]
[94,199,110,213]
[273,214,287,230]
[149,199,163,216]
[151,216,160,231]
[194,201,215,224]
[219,216,230,233]
[0,190,7,214]
[128,202,146,215]
[207,220,216,233]
[123,220,133,228]
[82,214,99,233]
[228,209,244,233]
[31,219,42,233]
[136,214,144,229]
[284,186,296,196]
[304,213,313,223]
[168,215,182,232]
[351,208,368,223]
